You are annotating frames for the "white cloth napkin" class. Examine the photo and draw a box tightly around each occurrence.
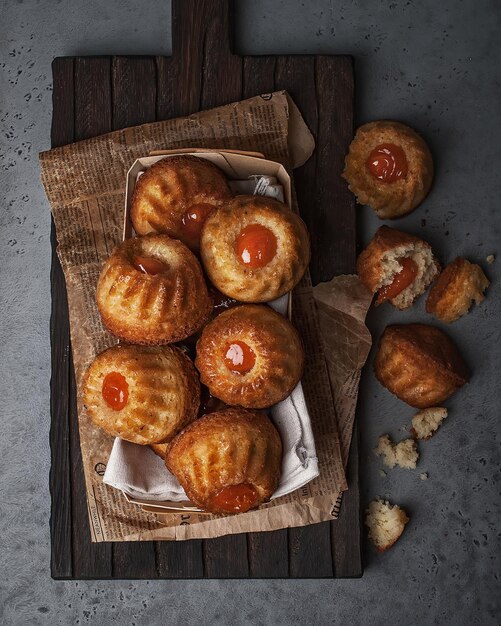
[103,175,319,503]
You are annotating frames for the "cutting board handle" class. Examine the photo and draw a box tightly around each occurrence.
[172,0,234,58]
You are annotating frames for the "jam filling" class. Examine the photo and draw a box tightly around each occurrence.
[235,224,277,268]
[102,371,129,411]
[366,143,408,182]
[180,203,215,244]
[211,483,259,513]
[132,255,169,275]
[376,257,418,305]
[224,341,256,375]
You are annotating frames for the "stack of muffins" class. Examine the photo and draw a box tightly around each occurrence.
[82,155,311,515]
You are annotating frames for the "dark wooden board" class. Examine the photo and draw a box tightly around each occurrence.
[49,0,360,579]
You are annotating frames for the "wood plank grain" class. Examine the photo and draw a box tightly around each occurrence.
[49,57,75,580]
[172,0,241,115]
[331,424,362,578]
[71,56,113,578]
[155,56,180,121]
[242,56,276,99]
[203,535,249,578]
[314,56,356,277]
[112,57,157,129]
[111,542,157,579]
[74,58,112,141]
[155,541,204,579]
[198,4,242,110]
[247,530,289,578]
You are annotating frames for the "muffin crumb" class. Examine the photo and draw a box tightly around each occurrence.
[365,499,409,551]
[375,434,419,469]
[486,254,495,264]
[411,407,448,440]
[420,472,429,480]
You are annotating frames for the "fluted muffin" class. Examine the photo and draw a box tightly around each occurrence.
[200,195,310,302]
[82,345,200,445]
[195,304,304,408]
[165,408,282,514]
[357,226,440,309]
[342,121,433,219]
[130,155,232,250]
[374,324,470,408]
[96,234,211,344]
[426,257,490,323]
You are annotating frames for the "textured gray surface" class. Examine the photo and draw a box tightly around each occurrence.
[1,0,500,624]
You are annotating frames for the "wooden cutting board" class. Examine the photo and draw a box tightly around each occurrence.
[49,0,360,579]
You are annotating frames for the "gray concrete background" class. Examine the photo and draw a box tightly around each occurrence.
[1,0,499,624]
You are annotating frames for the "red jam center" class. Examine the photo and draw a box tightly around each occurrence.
[224,341,256,375]
[102,371,129,411]
[132,255,169,275]
[376,257,418,305]
[366,143,408,182]
[235,224,277,268]
[180,203,215,244]
[211,483,259,513]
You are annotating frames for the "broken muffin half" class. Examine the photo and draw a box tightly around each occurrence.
[357,226,440,310]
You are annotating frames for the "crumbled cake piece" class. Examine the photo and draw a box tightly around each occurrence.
[411,407,448,440]
[375,434,419,469]
[365,499,409,552]
[379,469,387,477]
[486,254,495,265]
[420,472,429,480]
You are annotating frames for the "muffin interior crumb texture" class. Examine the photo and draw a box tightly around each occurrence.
[378,241,438,309]
[375,434,419,469]
[411,407,448,440]
[365,499,409,552]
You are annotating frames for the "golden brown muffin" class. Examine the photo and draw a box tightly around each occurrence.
[82,345,200,445]
[130,155,233,250]
[426,257,490,323]
[357,226,440,310]
[165,408,282,514]
[374,324,470,408]
[96,234,212,344]
[200,195,310,302]
[195,304,304,408]
[342,121,433,219]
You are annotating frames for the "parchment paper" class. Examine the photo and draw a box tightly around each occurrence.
[39,91,372,542]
